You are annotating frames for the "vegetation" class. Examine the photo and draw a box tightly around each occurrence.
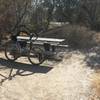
[0,0,100,48]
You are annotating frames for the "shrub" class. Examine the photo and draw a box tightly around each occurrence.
[65,25,96,48]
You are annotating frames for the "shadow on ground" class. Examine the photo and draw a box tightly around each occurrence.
[0,58,53,85]
[84,47,100,70]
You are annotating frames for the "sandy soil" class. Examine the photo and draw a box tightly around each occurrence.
[0,50,99,100]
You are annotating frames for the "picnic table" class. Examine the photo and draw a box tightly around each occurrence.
[17,36,68,58]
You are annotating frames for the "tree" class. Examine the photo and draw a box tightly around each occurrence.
[0,0,31,40]
[79,0,100,30]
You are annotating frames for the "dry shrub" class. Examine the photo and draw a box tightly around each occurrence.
[62,25,96,49]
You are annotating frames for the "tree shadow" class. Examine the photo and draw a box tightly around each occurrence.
[85,47,100,70]
[0,58,53,85]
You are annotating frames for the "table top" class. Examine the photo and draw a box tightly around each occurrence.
[17,36,65,43]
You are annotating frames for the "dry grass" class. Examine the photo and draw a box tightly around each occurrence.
[90,71,100,98]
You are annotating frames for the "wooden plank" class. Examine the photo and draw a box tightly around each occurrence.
[17,36,65,43]
[27,41,68,48]
[32,41,60,45]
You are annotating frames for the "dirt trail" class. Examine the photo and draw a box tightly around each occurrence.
[0,51,98,100]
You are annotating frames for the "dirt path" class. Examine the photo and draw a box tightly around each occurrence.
[0,51,98,100]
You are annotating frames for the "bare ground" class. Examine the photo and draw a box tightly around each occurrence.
[0,50,99,100]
